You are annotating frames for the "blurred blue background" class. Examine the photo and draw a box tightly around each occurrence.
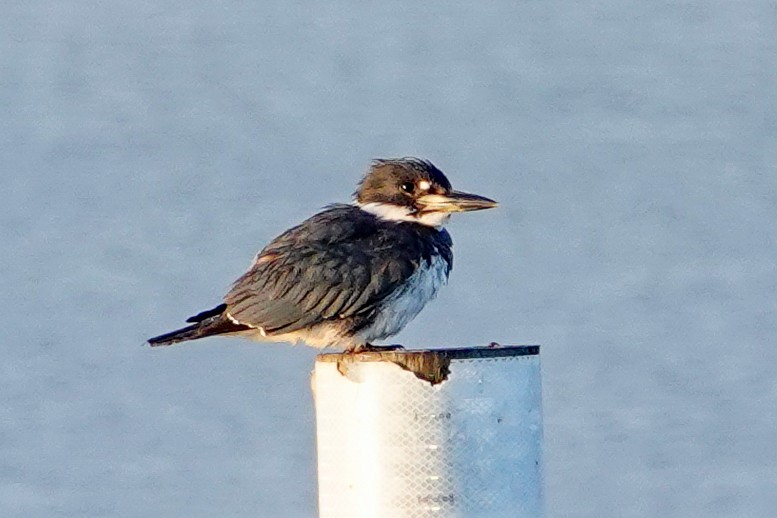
[2,1,776,516]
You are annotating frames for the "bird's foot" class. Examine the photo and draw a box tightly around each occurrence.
[487,341,502,349]
[355,343,405,353]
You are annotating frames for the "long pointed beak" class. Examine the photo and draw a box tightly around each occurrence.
[417,191,499,213]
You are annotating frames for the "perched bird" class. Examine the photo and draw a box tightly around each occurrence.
[148,158,497,352]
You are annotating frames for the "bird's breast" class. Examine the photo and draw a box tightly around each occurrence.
[357,253,450,342]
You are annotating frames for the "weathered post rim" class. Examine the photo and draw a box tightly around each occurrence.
[316,344,539,362]
[317,345,540,385]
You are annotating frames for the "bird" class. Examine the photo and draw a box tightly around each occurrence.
[148,158,498,352]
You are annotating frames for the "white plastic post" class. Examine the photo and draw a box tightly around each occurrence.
[312,346,543,518]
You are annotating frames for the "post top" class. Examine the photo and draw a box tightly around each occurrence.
[316,344,539,363]
[316,345,540,385]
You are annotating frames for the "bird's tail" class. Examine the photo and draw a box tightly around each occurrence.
[148,303,251,347]
[148,323,205,347]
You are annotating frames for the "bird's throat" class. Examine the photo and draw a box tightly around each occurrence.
[356,202,450,227]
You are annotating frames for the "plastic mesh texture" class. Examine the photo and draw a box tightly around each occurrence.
[314,354,543,518]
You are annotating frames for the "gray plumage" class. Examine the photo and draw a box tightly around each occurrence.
[226,204,452,336]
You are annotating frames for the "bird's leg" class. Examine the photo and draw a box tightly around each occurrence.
[356,343,405,352]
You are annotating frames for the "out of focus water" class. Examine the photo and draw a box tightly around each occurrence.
[2,1,776,516]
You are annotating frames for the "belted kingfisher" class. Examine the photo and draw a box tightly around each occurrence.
[148,158,497,352]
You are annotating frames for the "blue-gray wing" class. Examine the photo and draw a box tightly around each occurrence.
[223,205,452,335]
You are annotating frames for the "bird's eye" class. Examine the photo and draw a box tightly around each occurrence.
[400,182,415,193]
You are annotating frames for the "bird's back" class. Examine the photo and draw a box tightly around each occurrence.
[224,204,453,345]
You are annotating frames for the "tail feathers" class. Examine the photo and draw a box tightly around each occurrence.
[148,305,251,347]
[147,323,204,347]
[186,303,227,323]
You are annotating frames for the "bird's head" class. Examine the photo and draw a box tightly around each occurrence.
[355,158,498,227]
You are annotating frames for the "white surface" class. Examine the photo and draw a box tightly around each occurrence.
[314,354,543,518]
